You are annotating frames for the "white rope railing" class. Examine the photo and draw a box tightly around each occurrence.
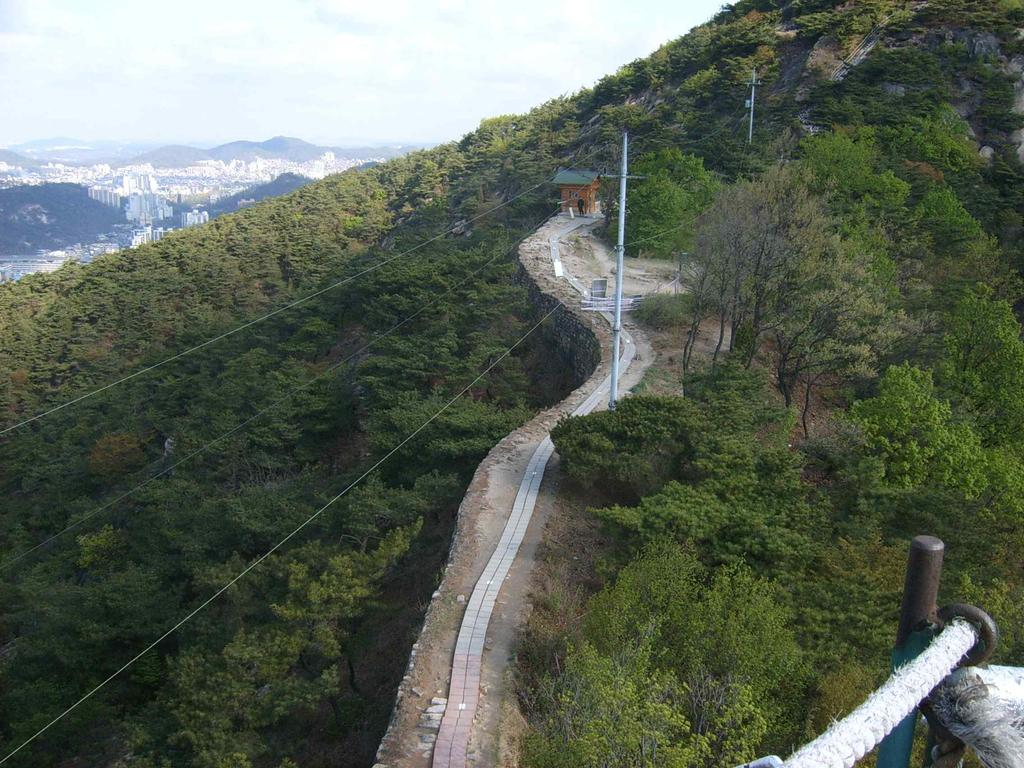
[739,621,978,768]
[784,620,976,768]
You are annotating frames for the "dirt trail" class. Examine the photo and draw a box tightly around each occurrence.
[375,214,652,768]
[556,227,677,297]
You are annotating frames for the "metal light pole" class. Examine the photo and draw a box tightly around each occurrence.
[609,130,628,411]
[747,67,758,145]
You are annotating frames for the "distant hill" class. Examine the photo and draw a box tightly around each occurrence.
[207,136,327,163]
[128,136,415,167]
[8,138,160,165]
[0,149,40,168]
[208,172,314,218]
[129,144,212,167]
[0,183,123,253]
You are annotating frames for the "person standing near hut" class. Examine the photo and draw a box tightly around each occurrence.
[554,169,601,215]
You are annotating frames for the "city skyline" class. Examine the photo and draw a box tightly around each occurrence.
[0,0,724,147]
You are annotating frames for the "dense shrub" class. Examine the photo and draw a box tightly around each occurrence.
[634,293,693,329]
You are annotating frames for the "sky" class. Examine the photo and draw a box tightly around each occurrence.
[0,0,723,148]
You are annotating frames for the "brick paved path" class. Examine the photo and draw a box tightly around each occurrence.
[432,216,636,768]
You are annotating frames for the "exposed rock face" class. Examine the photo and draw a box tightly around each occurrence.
[1012,129,1024,163]
[776,34,816,98]
[954,29,1001,58]
[794,34,842,104]
[1010,56,1024,162]
[805,35,843,79]
[934,34,1024,160]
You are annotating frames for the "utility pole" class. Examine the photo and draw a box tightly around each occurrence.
[609,130,628,411]
[746,67,760,144]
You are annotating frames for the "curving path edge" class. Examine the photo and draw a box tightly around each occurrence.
[431,216,636,768]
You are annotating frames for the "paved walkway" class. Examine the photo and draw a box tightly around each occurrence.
[431,215,636,768]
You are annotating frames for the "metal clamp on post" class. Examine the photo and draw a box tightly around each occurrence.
[935,604,998,669]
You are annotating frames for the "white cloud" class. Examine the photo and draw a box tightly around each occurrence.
[0,0,723,146]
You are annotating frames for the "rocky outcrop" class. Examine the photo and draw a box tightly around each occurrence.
[1009,54,1024,162]
[959,29,1002,57]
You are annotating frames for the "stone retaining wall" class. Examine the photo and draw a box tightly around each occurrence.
[373,228,600,768]
[512,261,601,388]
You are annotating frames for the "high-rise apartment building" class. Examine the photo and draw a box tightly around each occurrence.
[125,193,172,223]
[179,209,209,228]
[88,187,122,209]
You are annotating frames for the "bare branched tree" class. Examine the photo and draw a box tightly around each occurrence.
[682,166,899,430]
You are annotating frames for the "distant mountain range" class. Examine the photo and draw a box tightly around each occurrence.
[1,136,421,168]
[128,136,414,167]
[5,138,162,165]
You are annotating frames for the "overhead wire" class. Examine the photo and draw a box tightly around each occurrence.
[0,140,594,752]
[0,191,528,436]
[0,115,746,761]
[0,124,734,754]
[0,300,562,765]
[0,146,604,438]
[624,220,693,251]
[621,106,748,159]
[0,204,562,572]
[679,107,750,145]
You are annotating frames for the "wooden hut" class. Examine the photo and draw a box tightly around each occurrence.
[553,169,601,216]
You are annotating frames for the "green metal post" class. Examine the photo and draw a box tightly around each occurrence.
[876,535,945,768]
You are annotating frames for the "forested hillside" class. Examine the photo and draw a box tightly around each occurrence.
[0,126,587,764]
[208,173,315,218]
[511,1,1024,766]
[2,0,1024,765]
[0,183,123,252]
